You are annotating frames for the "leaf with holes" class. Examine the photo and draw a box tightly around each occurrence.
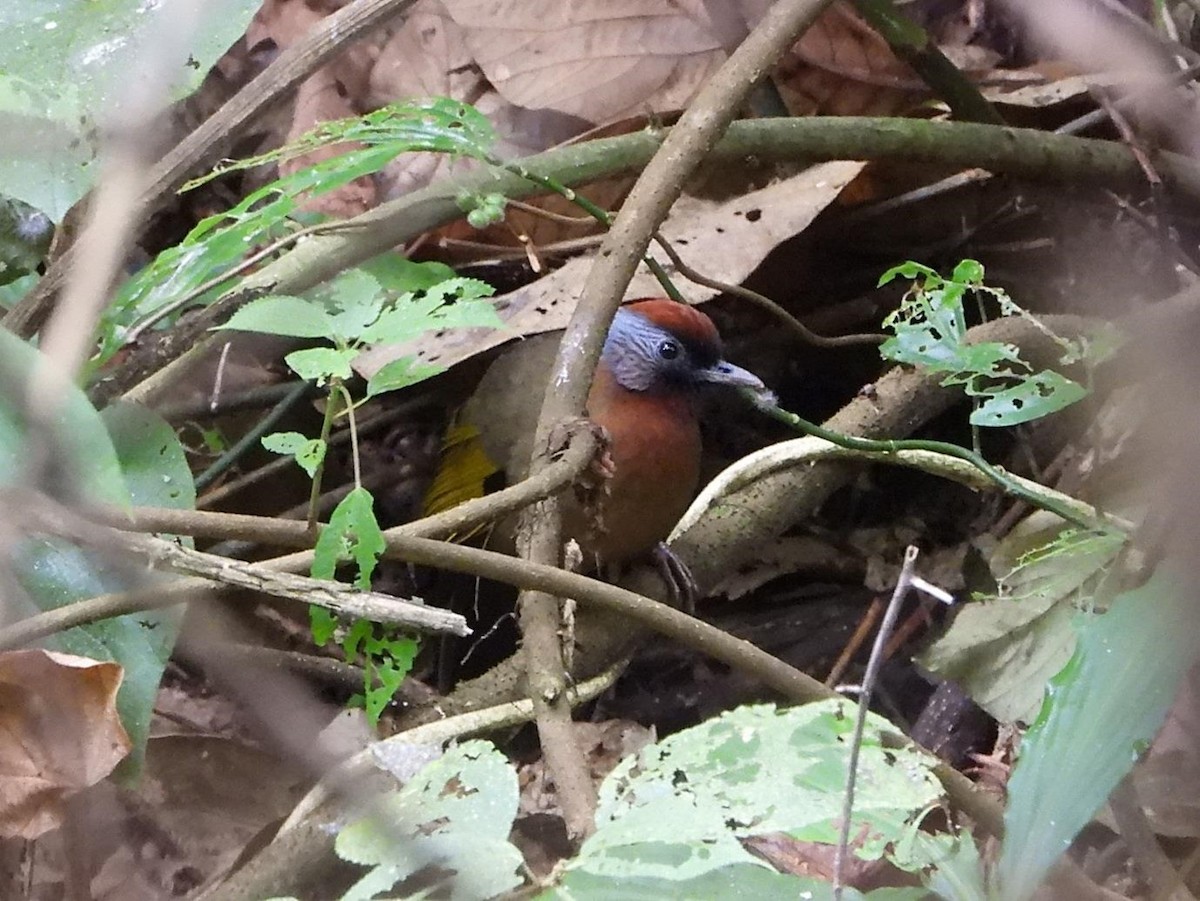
[261,431,326,478]
[283,347,356,385]
[336,740,522,901]
[312,487,385,591]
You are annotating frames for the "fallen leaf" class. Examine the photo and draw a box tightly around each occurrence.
[517,719,654,818]
[776,2,924,117]
[354,159,866,378]
[250,0,379,217]
[440,0,735,123]
[366,0,591,199]
[0,650,131,840]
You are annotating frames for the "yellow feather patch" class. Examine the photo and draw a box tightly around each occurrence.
[421,420,500,524]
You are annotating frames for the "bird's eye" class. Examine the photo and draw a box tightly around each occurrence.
[657,339,681,360]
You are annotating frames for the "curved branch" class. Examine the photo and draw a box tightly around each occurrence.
[112,116,1197,406]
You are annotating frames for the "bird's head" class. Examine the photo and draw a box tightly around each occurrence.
[600,299,765,396]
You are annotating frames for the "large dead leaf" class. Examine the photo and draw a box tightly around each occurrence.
[440,0,736,123]
[248,0,380,217]
[0,650,130,840]
[367,0,590,199]
[354,159,866,378]
[776,2,925,117]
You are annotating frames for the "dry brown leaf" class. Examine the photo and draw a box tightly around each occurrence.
[440,0,737,123]
[776,2,924,117]
[281,68,378,218]
[367,0,589,199]
[354,159,866,379]
[517,719,654,817]
[249,0,379,217]
[0,650,130,840]
[743,831,918,890]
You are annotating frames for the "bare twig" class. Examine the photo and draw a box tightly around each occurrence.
[2,491,469,639]
[277,656,629,837]
[834,546,920,897]
[651,232,885,347]
[0,497,1008,843]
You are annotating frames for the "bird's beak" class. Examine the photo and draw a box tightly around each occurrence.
[698,360,766,391]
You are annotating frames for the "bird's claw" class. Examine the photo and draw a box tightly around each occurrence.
[653,542,699,614]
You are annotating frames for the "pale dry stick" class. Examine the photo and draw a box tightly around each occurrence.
[516,0,841,841]
[5,490,468,638]
[0,498,1010,843]
[833,547,954,899]
[671,435,1124,541]
[0,429,599,649]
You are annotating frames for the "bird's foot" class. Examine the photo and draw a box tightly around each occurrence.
[652,542,699,614]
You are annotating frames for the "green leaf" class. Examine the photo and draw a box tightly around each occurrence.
[261,431,325,478]
[185,98,498,191]
[309,605,337,647]
[926,835,989,901]
[358,279,499,346]
[0,0,260,218]
[969,369,1089,427]
[312,487,385,590]
[951,258,985,283]
[0,73,95,220]
[221,295,334,339]
[336,740,522,901]
[878,260,938,287]
[283,346,355,384]
[365,358,444,399]
[1000,570,1198,900]
[920,526,1124,723]
[880,260,1088,428]
[99,152,392,364]
[358,254,457,294]
[101,403,196,513]
[0,333,189,777]
[322,269,385,341]
[564,701,943,889]
[544,866,878,901]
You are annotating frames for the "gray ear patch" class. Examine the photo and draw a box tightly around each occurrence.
[602,308,696,392]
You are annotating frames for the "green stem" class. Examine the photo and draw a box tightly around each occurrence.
[307,380,341,531]
[195,380,312,491]
[334,382,362,490]
[759,398,1118,534]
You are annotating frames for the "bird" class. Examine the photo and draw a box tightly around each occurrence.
[454,298,767,570]
[413,298,766,685]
